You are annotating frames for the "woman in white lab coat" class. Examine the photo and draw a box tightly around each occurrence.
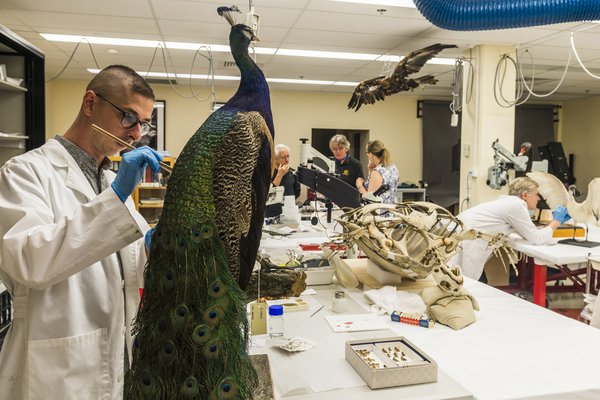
[0,65,162,399]
[452,177,570,280]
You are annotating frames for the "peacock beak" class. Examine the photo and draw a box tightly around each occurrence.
[251,33,260,42]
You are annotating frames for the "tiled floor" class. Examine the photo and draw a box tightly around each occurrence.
[550,307,584,321]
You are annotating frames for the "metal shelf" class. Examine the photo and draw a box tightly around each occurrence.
[0,79,26,92]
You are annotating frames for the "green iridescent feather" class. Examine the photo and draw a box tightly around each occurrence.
[124,7,274,398]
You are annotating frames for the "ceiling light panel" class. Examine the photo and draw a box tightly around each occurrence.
[329,0,416,7]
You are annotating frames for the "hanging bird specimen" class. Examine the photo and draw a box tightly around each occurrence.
[125,5,274,399]
[527,171,600,226]
[348,43,457,111]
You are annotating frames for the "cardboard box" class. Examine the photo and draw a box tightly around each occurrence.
[345,336,437,389]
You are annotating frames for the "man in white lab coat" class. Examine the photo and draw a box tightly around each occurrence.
[452,177,570,281]
[0,65,163,399]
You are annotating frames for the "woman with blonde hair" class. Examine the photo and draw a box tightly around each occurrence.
[452,176,570,281]
[356,139,399,204]
[329,134,364,187]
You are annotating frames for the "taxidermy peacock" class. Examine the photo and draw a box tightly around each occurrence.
[348,43,457,111]
[124,5,274,399]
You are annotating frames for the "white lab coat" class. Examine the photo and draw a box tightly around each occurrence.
[451,195,556,280]
[0,139,149,399]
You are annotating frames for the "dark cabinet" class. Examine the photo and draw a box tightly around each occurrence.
[0,24,45,165]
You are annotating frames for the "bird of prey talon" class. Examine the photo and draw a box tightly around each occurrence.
[348,43,457,111]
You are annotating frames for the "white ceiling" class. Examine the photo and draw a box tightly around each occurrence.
[2,0,600,102]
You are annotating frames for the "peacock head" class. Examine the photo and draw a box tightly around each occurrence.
[230,24,258,47]
[218,5,259,43]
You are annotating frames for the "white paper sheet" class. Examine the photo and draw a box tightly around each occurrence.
[325,313,390,332]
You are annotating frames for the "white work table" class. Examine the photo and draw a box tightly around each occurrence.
[257,225,600,400]
[251,278,600,400]
[511,226,600,306]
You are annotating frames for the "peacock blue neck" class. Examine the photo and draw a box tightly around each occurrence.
[224,41,274,138]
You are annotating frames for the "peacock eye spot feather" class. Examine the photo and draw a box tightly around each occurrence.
[201,225,213,238]
[171,304,191,329]
[208,278,227,298]
[203,339,221,358]
[181,376,199,397]
[139,369,154,396]
[157,317,169,332]
[217,377,238,399]
[162,269,176,291]
[203,305,224,326]
[192,324,211,345]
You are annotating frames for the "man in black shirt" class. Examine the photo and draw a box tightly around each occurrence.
[329,134,364,187]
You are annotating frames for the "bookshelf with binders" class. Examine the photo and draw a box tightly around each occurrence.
[108,155,175,226]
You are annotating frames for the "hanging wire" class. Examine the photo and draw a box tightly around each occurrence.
[570,31,600,80]
[494,53,531,108]
[46,39,101,82]
[48,35,216,102]
[516,48,572,98]
[494,43,573,108]
[143,43,216,102]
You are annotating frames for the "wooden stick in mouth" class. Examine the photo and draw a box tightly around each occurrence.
[91,123,173,173]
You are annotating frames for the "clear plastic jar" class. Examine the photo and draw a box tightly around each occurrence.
[268,305,284,338]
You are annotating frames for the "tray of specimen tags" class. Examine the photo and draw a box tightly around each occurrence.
[345,336,437,389]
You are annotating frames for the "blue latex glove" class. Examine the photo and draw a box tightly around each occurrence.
[145,226,156,252]
[552,206,571,224]
[111,146,162,202]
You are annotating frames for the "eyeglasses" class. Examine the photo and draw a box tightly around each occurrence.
[95,92,152,135]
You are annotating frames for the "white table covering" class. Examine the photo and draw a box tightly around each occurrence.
[255,223,600,399]
[252,278,600,399]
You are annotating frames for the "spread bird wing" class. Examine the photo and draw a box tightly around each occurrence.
[390,43,458,82]
[583,178,600,225]
[348,75,388,111]
[214,111,272,289]
[526,171,569,208]
[348,43,456,111]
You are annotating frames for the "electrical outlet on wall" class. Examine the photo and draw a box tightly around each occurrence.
[462,143,470,158]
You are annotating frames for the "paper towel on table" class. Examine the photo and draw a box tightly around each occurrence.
[364,286,426,315]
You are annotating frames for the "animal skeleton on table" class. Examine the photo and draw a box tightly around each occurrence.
[348,43,457,111]
[334,202,516,293]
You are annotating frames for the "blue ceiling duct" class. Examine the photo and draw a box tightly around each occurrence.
[413,0,600,31]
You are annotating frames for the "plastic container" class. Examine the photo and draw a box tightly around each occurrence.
[333,290,348,313]
[268,305,284,338]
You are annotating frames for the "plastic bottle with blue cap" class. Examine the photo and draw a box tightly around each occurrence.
[268,304,284,338]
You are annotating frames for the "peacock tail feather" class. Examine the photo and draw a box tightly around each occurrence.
[125,7,274,398]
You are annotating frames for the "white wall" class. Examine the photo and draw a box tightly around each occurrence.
[562,96,600,191]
